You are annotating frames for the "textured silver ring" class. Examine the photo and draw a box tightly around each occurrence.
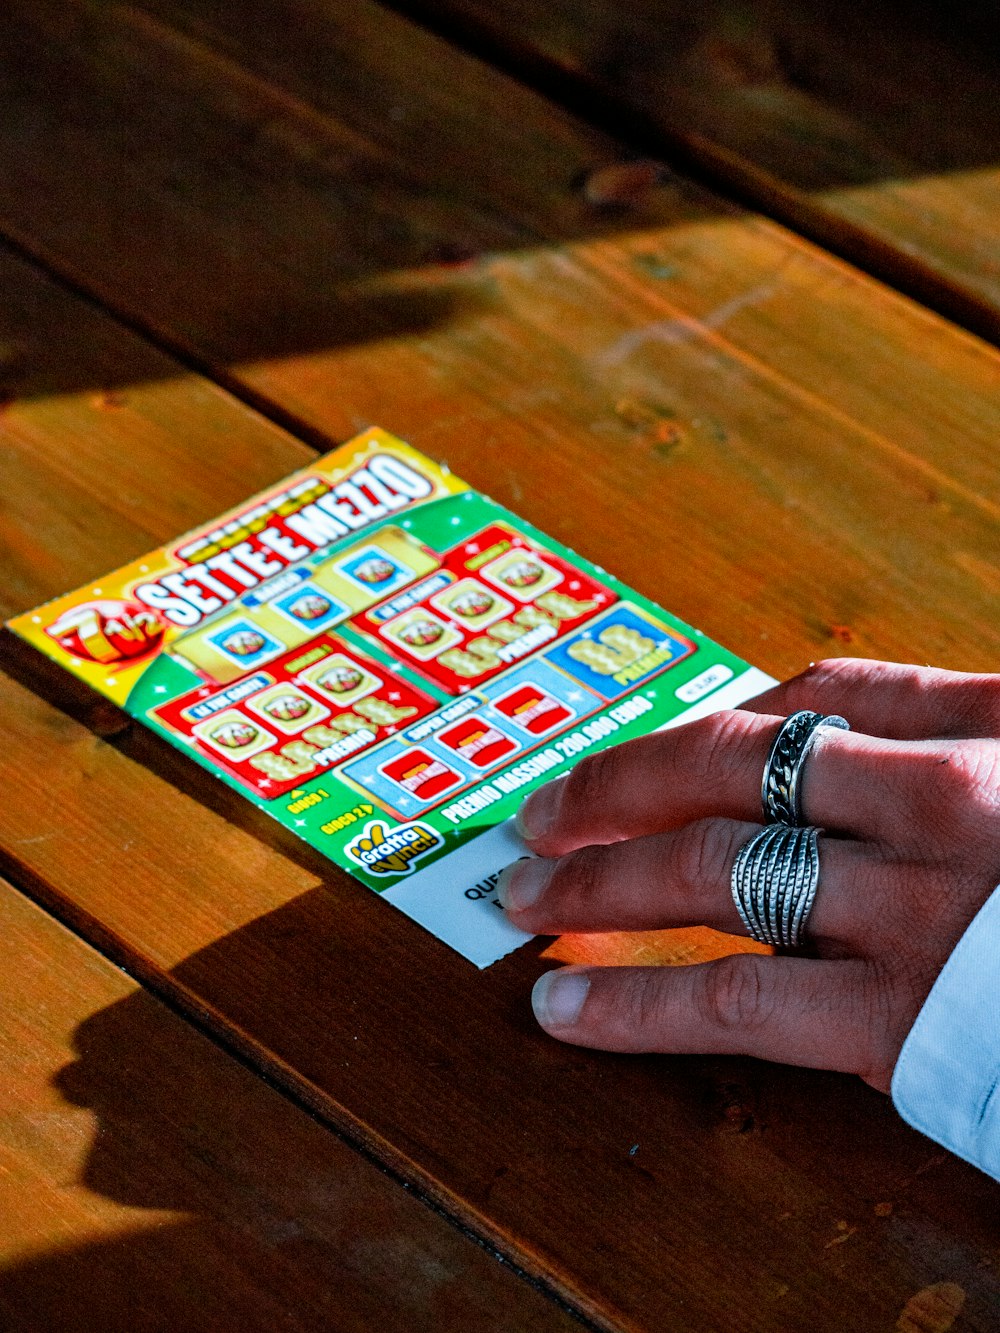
[761,710,850,826]
[731,824,822,949]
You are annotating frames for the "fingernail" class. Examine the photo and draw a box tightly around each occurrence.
[532,970,590,1029]
[496,857,553,911]
[515,776,566,841]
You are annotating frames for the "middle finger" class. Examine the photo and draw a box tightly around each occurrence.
[498,817,885,951]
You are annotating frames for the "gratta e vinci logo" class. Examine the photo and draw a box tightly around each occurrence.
[345,819,444,876]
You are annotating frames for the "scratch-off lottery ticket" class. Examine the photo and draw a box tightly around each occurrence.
[9,429,772,965]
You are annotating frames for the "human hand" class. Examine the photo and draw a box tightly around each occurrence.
[498,660,1000,1092]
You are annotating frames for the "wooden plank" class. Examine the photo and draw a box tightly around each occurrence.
[7,680,1000,1333]
[1,258,1000,1328]
[0,877,580,1333]
[0,0,998,679]
[0,251,316,617]
[1,3,1000,1327]
[383,0,1000,344]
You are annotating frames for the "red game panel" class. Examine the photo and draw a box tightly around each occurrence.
[352,523,617,695]
[151,631,437,798]
[492,683,573,736]
[379,749,462,802]
[436,714,519,768]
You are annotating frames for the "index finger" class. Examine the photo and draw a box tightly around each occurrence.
[514,706,878,855]
[515,710,765,854]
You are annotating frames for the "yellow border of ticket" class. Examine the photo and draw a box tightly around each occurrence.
[8,429,468,706]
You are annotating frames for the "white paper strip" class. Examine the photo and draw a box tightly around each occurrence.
[382,665,778,966]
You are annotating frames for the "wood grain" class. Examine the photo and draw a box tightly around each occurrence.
[384,0,1000,344]
[5,671,1000,1332]
[1,253,999,1329]
[1,2,999,1328]
[0,255,315,623]
[0,877,579,1333]
[0,2,999,680]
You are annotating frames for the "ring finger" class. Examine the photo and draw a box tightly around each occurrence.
[498,818,891,952]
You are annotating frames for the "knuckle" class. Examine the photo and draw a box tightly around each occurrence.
[565,743,627,815]
[698,956,769,1033]
[913,742,1000,835]
[687,710,756,786]
[784,657,859,706]
[969,675,1000,738]
[557,842,613,909]
[674,818,732,890]
[920,671,1000,739]
[954,741,1000,808]
[618,970,671,1035]
[855,962,920,1089]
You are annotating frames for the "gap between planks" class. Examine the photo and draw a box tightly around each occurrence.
[0,874,593,1333]
[377,0,1000,348]
[0,807,610,1333]
[0,228,346,458]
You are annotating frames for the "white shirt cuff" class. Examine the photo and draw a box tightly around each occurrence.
[891,883,1000,1182]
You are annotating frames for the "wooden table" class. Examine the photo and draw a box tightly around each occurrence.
[1,2,998,1328]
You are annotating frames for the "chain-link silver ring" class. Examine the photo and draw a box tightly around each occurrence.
[761,710,850,826]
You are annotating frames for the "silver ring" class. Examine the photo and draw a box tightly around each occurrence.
[731,824,822,949]
[761,710,850,826]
